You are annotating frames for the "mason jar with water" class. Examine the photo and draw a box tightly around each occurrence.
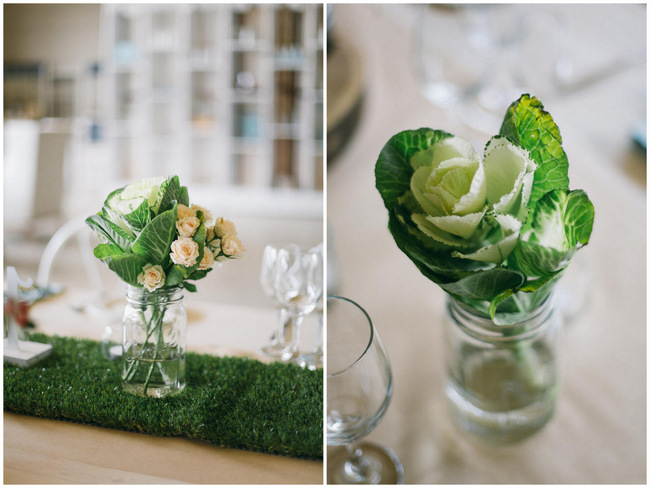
[122,285,186,397]
[444,294,561,446]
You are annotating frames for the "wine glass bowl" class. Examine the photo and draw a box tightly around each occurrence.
[259,245,278,299]
[263,244,323,365]
[326,296,404,484]
[259,244,291,358]
[274,244,323,315]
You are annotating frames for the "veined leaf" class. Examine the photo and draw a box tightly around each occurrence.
[188,269,210,281]
[93,243,124,261]
[165,265,189,287]
[101,206,136,239]
[387,209,485,285]
[509,188,594,276]
[439,267,525,301]
[488,273,560,324]
[509,241,572,276]
[452,214,522,263]
[375,128,452,211]
[181,281,197,293]
[120,197,151,232]
[86,213,133,252]
[499,94,569,209]
[131,205,178,265]
[157,176,183,215]
[179,185,190,207]
[105,253,148,287]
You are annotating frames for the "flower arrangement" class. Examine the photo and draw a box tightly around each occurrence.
[86,175,244,396]
[375,94,594,323]
[86,175,244,293]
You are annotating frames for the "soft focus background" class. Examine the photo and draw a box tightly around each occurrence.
[4,4,324,308]
[3,4,324,483]
[327,3,645,484]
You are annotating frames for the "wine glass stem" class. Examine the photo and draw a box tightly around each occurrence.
[343,444,379,483]
[313,309,323,353]
[284,314,303,360]
[277,306,291,347]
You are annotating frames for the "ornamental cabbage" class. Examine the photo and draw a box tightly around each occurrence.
[375,94,594,323]
[410,135,536,264]
[86,175,243,293]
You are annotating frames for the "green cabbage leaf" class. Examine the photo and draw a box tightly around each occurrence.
[375,94,595,323]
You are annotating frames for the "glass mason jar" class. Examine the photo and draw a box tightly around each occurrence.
[444,294,561,446]
[122,286,186,397]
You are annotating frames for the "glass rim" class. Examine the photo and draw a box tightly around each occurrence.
[448,293,555,342]
[126,284,184,301]
[326,295,375,378]
[263,242,323,254]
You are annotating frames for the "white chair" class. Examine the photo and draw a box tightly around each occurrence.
[36,216,121,317]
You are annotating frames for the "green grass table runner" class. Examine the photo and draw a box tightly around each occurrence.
[4,334,323,460]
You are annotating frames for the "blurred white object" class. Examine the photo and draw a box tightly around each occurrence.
[37,218,101,291]
[555,256,591,326]
[4,120,39,232]
[415,5,526,132]
[4,119,70,234]
[37,217,121,315]
[259,244,292,359]
[4,266,53,367]
[37,217,123,359]
[327,222,340,295]
[272,244,323,366]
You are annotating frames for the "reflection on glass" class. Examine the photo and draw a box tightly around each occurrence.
[327,296,404,484]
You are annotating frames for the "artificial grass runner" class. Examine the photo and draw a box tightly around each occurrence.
[4,333,323,460]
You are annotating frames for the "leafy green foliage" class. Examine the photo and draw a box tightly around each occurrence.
[105,253,148,287]
[86,213,134,252]
[179,185,190,207]
[439,267,525,301]
[375,128,452,211]
[92,243,123,260]
[131,205,178,265]
[86,176,236,293]
[509,189,594,277]
[120,198,151,233]
[375,95,595,322]
[499,94,570,211]
[4,334,323,460]
[157,176,184,215]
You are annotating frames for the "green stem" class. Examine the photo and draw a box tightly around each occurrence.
[142,295,168,395]
[123,310,160,382]
[123,292,169,395]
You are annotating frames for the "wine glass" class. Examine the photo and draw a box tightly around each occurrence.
[415,4,527,133]
[327,296,404,484]
[259,244,292,358]
[273,244,323,364]
[297,299,323,370]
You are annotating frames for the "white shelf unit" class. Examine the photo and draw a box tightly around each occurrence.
[100,4,323,218]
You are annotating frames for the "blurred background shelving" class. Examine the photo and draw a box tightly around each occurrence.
[4,4,324,242]
[101,3,324,211]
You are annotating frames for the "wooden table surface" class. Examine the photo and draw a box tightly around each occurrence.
[4,289,323,484]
